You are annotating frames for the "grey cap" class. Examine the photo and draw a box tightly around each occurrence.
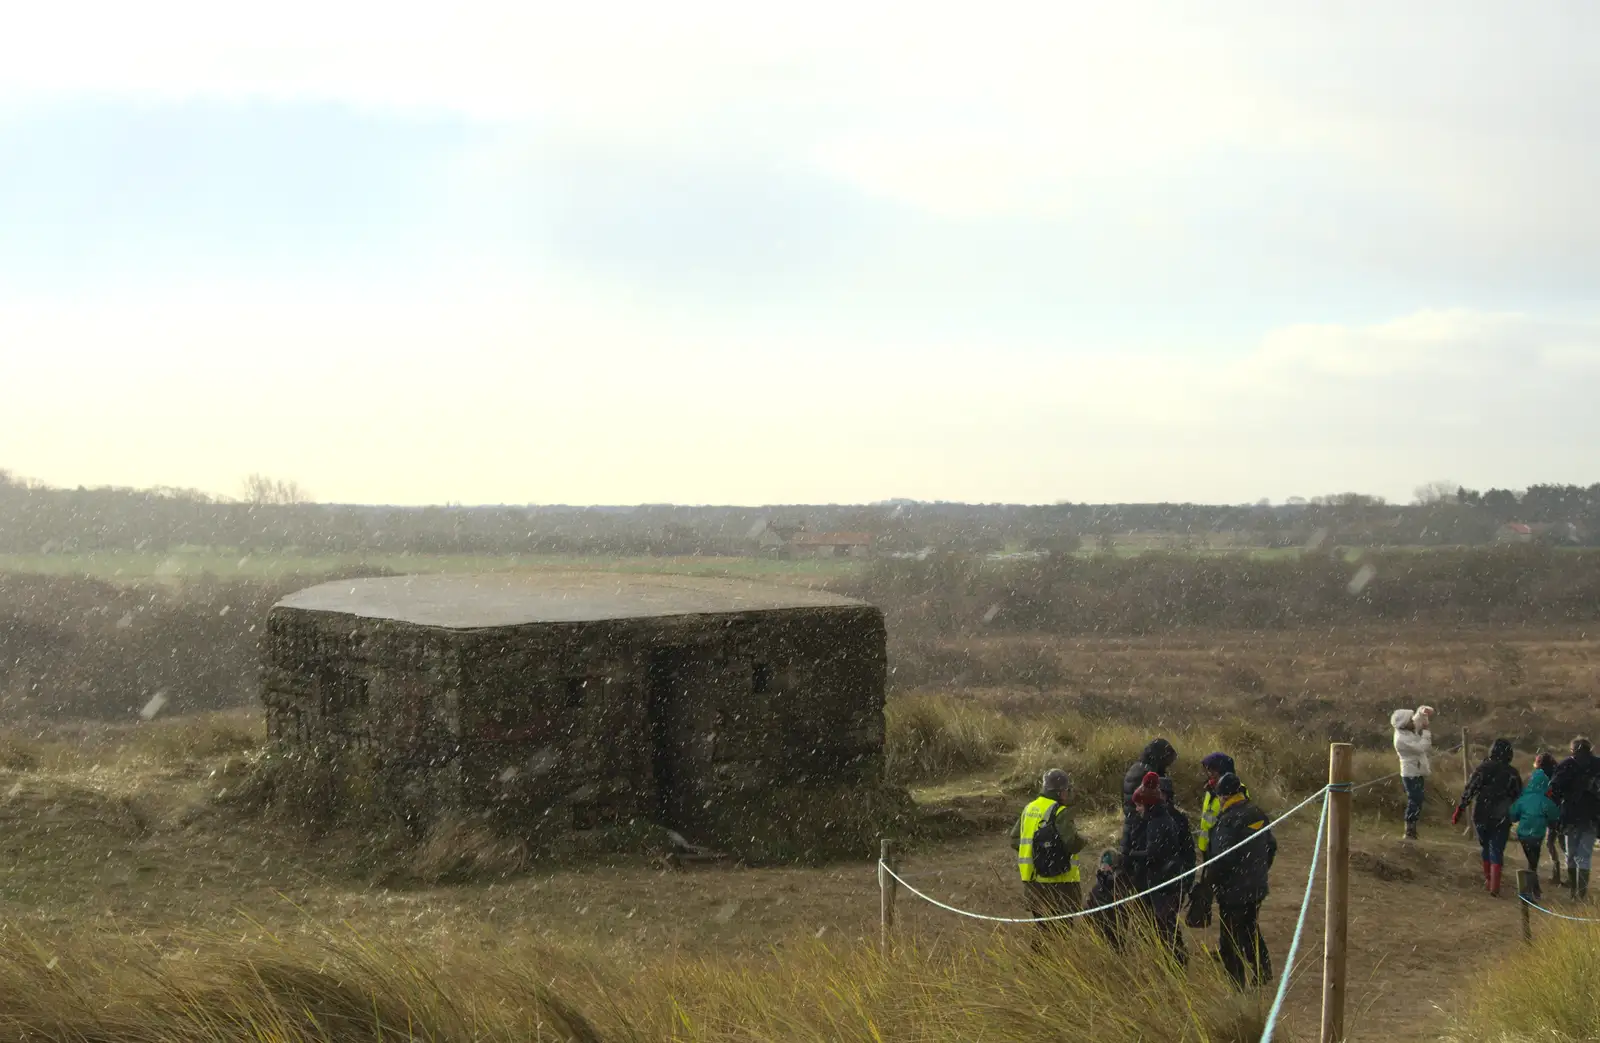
[1041,768,1072,794]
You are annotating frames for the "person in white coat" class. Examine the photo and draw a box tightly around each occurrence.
[1392,706,1435,840]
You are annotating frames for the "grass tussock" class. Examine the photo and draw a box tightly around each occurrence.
[884,694,1020,784]
[0,922,1271,1043]
[890,693,1451,819]
[1447,921,1600,1042]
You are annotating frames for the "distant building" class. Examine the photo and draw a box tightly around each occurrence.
[1497,523,1535,544]
[262,573,889,861]
[745,521,875,558]
[786,532,875,559]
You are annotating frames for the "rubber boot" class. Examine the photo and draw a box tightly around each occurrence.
[1580,869,1590,901]
[1488,863,1502,898]
[1403,822,1418,842]
[1483,860,1493,893]
[1571,866,1581,902]
[1552,861,1563,887]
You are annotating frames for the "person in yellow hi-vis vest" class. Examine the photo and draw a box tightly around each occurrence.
[1197,753,1240,861]
[1010,768,1086,936]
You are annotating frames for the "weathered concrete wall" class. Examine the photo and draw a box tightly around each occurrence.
[260,601,888,859]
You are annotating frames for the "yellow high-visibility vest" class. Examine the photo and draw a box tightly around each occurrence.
[1199,786,1249,858]
[1017,796,1081,884]
[1198,790,1223,857]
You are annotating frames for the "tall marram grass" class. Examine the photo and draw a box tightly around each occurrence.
[0,922,1272,1043]
[887,693,1454,817]
[884,694,1020,784]
[1447,921,1600,1042]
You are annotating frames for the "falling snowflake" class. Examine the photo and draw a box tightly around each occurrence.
[140,691,169,720]
[1347,564,1377,595]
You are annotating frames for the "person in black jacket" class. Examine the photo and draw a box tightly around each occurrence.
[1192,773,1276,989]
[1547,736,1600,900]
[1453,738,1523,898]
[1122,738,1178,816]
[1121,772,1192,963]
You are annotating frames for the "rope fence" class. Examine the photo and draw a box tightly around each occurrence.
[1520,895,1600,924]
[878,739,1596,1042]
[878,784,1330,925]
[1261,789,1331,1043]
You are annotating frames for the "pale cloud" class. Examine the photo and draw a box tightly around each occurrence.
[3,2,1599,504]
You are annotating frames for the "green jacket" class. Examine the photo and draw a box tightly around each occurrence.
[1510,769,1561,841]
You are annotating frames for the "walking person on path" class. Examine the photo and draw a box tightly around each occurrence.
[1010,768,1086,940]
[1510,761,1561,900]
[1189,772,1276,989]
[1535,751,1566,888]
[1547,737,1600,901]
[1453,738,1522,898]
[1121,772,1193,964]
[1391,705,1435,841]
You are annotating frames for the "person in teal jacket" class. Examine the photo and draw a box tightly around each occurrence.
[1511,767,1561,899]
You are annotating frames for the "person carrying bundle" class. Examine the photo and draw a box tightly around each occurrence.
[1390,705,1434,841]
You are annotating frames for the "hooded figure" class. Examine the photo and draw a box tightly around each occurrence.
[1511,768,1561,899]
[1455,738,1523,898]
[1547,736,1600,900]
[1535,751,1567,887]
[1391,706,1435,841]
[1123,739,1178,816]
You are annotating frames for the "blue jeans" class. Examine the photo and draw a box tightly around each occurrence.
[1402,776,1426,825]
[1566,825,1597,872]
[1477,822,1510,865]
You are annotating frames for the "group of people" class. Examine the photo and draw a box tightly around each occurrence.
[1391,705,1600,902]
[1008,712,1600,989]
[1010,740,1277,989]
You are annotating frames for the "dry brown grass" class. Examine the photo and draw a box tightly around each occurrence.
[1446,920,1600,1042]
[0,920,1269,1043]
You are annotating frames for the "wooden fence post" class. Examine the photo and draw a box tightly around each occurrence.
[879,838,898,956]
[1519,869,1534,944]
[1322,743,1353,1043]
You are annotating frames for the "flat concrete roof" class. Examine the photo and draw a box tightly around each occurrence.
[274,572,869,629]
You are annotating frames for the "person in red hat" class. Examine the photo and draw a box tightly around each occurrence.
[1121,771,1193,963]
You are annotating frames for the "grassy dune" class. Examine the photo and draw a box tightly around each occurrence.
[0,921,1270,1043]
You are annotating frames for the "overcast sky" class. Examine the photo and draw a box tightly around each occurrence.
[2,2,1597,505]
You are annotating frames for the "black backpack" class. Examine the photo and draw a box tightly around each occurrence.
[1032,804,1074,879]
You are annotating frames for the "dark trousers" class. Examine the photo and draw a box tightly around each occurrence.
[1146,891,1187,965]
[1520,838,1544,896]
[1402,776,1426,825]
[1219,901,1271,988]
[1477,822,1511,865]
[1025,881,1081,947]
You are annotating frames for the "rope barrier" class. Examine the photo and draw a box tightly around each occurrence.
[1519,895,1600,923]
[1260,789,1330,1043]
[880,784,1330,924]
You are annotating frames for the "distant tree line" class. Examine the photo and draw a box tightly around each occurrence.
[2,467,1599,557]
